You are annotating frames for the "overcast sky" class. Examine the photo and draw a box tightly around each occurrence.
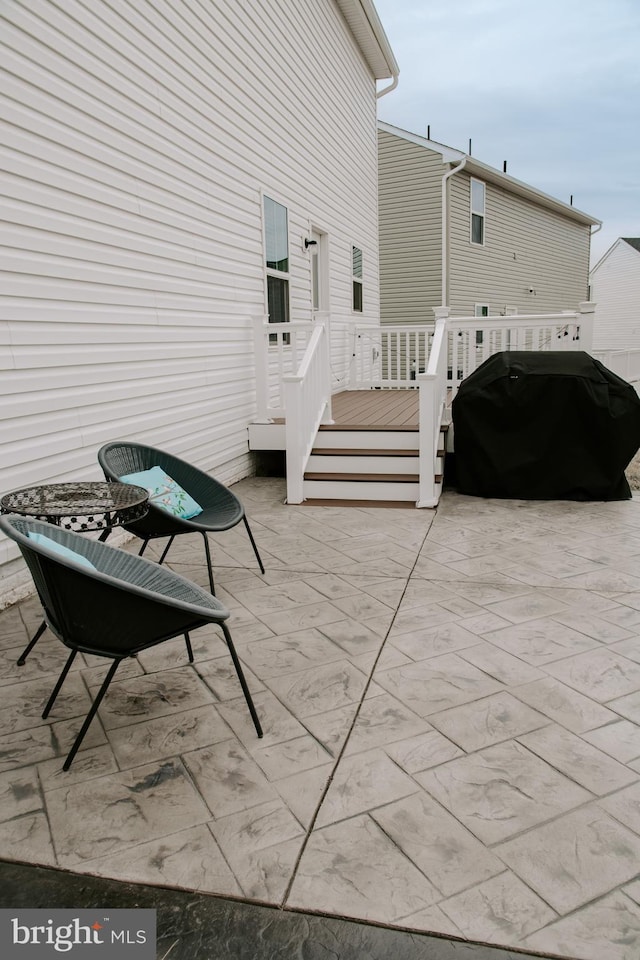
[374,0,640,267]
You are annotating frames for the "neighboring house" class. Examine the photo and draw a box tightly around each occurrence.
[0,0,398,603]
[378,122,601,322]
[590,239,640,350]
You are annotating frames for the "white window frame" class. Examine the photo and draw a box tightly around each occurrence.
[263,193,290,342]
[309,226,329,315]
[474,303,489,345]
[352,244,363,313]
[470,178,486,246]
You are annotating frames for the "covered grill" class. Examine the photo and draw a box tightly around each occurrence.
[452,351,640,501]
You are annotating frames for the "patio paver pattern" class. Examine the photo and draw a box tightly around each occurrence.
[2,478,640,959]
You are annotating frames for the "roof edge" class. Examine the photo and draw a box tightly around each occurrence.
[378,121,601,227]
[335,0,399,80]
[591,237,640,275]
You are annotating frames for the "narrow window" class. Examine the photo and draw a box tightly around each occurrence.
[474,304,489,345]
[264,196,290,340]
[352,246,363,312]
[470,179,485,245]
[311,246,320,311]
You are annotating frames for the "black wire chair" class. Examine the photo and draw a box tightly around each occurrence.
[98,441,265,594]
[0,514,262,771]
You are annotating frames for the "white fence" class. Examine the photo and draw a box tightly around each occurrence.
[350,324,434,388]
[253,317,318,421]
[592,349,640,384]
[349,304,595,394]
[446,307,594,391]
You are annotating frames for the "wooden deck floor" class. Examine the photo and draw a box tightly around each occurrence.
[327,390,419,429]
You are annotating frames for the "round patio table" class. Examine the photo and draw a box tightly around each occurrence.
[1,481,149,664]
[1,481,149,532]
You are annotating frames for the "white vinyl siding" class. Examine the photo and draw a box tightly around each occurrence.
[0,0,382,597]
[448,172,591,316]
[590,240,640,350]
[378,130,443,324]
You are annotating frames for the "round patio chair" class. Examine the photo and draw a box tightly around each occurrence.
[1,514,262,771]
[98,441,265,594]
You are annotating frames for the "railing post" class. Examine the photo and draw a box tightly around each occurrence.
[433,306,451,391]
[417,315,449,508]
[283,322,331,505]
[348,327,358,388]
[252,314,272,422]
[578,301,596,353]
[320,324,334,424]
[284,377,304,504]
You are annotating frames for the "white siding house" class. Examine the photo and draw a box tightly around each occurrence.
[0,0,398,604]
[378,122,600,322]
[590,239,640,350]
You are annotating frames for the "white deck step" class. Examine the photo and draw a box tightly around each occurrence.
[250,412,448,508]
[302,479,420,501]
[307,453,419,474]
[313,430,419,450]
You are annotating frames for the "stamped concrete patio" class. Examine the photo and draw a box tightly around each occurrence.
[3,477,640,959]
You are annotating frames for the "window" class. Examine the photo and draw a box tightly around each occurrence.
[470,179,485,245]
[474,304,489,345]
[352,246,363,312]
[264,196,289,339]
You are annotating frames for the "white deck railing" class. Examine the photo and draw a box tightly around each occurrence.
[349,303,595,396]
[446,304,595,392]
[283,322,333,504]
[253,316,318,420]
[350,324,435,388]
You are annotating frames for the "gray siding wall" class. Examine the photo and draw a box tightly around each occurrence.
[378,130,443,324]
[0,0,381,600]
[448,172,591,316]
[590,241,640,349]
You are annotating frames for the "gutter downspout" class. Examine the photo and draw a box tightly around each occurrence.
[441,157,467,306]
[588,221,602,298]
[376,74,398,99]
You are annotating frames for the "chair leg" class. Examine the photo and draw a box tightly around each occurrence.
[243,516,265,575]
[42,650,78,718]
[202,533,216,594]
[158,536,175,566]
[138,539,150,557]
[184,632,194,663]
[17,620,47,666]
[220,622,263,738]
[63,659,121,771]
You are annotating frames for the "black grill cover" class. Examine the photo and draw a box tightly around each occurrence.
[452,351,640,501]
